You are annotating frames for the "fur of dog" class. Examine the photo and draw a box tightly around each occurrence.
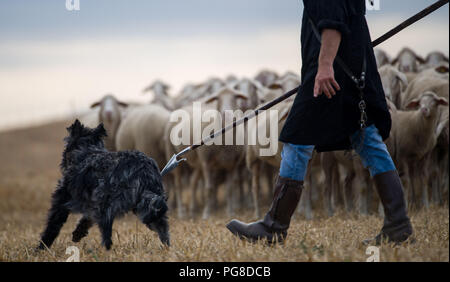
[37,119,169,250]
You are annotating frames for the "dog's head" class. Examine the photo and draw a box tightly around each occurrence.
[145,194,170,246]
[62,120,108,169]
[65,119,107,148]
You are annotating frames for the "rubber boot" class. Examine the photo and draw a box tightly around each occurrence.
[226,176,303,244]
[363,170,414,245]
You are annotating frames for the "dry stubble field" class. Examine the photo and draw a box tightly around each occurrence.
[0,120,448,262]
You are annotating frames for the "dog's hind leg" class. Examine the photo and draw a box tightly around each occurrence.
[98,215,115,250]
[72,216,93,243]
[38,187,70,250]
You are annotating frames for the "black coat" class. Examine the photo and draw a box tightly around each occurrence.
[279,0,391,152]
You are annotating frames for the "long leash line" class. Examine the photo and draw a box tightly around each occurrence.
[160,0,449,176]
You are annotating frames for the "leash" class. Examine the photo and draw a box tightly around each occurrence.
[160,0,449,177]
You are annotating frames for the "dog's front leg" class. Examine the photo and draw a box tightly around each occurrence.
[37,187,70,250]
[98,216,114,250]
[72,216,93,242]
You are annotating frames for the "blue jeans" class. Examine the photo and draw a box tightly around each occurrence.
[279,125,396,181]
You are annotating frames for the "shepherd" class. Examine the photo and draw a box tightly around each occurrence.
[226,0,414,245]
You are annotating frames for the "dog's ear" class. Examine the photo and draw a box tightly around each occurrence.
[93,123,108,138]
[67,119,83,136]
[148,195,168,222]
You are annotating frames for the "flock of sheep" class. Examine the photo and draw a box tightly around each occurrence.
[78,47,449,220]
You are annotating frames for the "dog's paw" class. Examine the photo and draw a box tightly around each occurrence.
[103,240,112,250]
[72,231,86,243]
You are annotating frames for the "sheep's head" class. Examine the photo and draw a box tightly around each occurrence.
[392,47,425,73]
[204,87,248,113]
[91,94,128,124]
[379,65,408,107]
[143,80,170,95]
[406,91,448,118]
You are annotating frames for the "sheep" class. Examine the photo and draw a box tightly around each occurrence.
[378,65,408,108]
[232,78,265,110]
[254,70,279,87]
[84,94,129,151]
[164,103,202,218]
[143,80,174,111]
[196,87,250,219]
[225,75,239,87]
[322,151,380,217]
[389,91,448,209]
[164,87,249,219]
[424,51,449,68]
[173,78,225,109]
[115,103,171,171]
[374,49,391,68]
[401,76,449,109]
[392,47,425,73]
[417,63,449,80]
[276,71,301,92]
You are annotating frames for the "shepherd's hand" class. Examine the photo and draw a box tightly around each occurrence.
[313,29,342,99]
[314,64,340,99]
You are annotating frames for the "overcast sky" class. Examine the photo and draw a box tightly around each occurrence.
[0,0,448,130]
[0,1,448,39]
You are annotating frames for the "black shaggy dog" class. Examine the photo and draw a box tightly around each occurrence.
[37,119,169,250]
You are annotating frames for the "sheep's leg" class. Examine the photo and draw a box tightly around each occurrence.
[333,166,345,211]
[419,161,430,209]
[188,169,201,218]
[344,170,356,213]
[38,187,70,250]
[174,169,185,219]
[321,154,335,217]
[298,166,313,220]
[72,216,93,242]
[201,162,214,220]
[226,170,239,216]
[250,162,261,219]
[407,163,419,211]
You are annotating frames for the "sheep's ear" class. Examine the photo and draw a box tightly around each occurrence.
[416,54,426,64]
[406,99,420,109]
[234,94,248,100]
[436,97,449,106]
[94,123,108,138]
[268,83,283,90]
[118,101,129,108]
[204,95,218,104]
[90,101,101,108]
[391,57,399,65]
[435,65,449,74]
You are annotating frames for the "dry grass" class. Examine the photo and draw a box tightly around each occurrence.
[0,121,448,262]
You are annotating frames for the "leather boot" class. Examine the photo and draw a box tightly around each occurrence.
[363,170,414,245]
[226,176,303,244]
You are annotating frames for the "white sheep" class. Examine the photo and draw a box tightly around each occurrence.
[389,91,448,209]
[143,80,174,110]
[378,65,408,108]
[80,94,128,151]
